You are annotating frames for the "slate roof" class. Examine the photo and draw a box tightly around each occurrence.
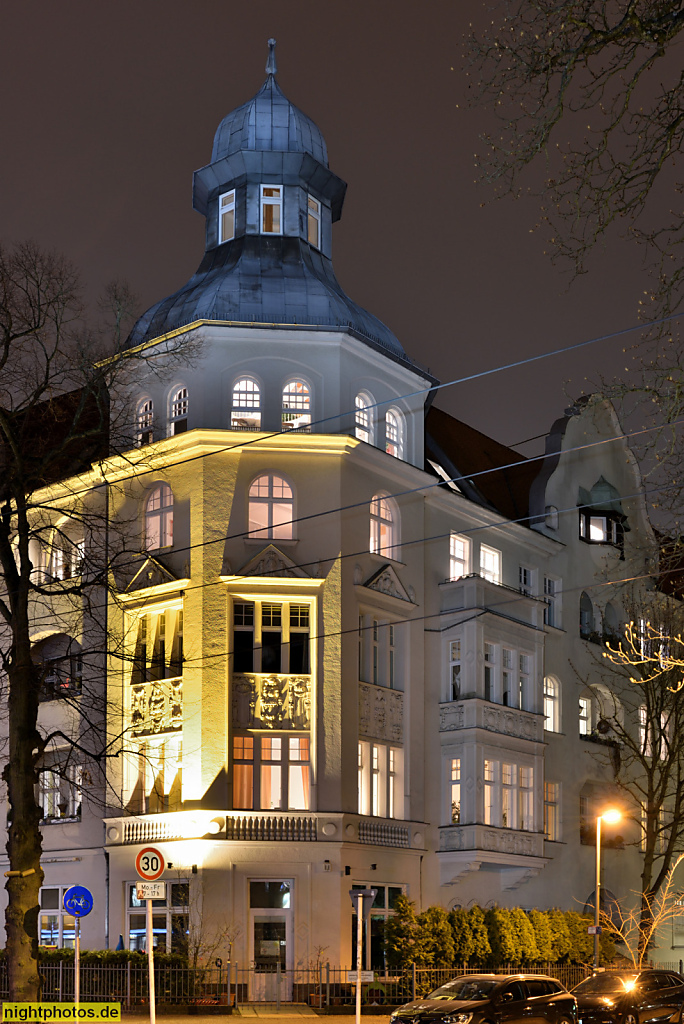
[212,75,328,167]
[425,405,538,523]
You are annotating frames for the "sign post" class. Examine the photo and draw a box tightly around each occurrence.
[63,885,94,1004]
[135,847,165,1024]
[349,889,377,1024]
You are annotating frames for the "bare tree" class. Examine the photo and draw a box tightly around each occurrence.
[583,592,684,956]
[468,1,684,314]
[0,240,198,998]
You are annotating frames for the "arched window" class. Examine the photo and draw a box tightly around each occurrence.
[145,484,174,550]
[370,494,398,558]
[231,378,261,431]
[579,592,595,639]
[355,392,374,445]
[136,399,154,446]
[543,676,560,733]
[385,408,404,459]
[282,380,311,432]
[169,387,188,435]
[249,474,294,539]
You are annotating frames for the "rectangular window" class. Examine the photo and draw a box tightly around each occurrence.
[480,544,501,584]
[260,736,283,810]
[544,781,560,841]
[484,643,495,702]
[358,740,403,819]
[132,608,184,685]
[449,533,470,581]
[219,190,236,243]
[579,696,591,735]
[501,762,515,828]
[233,601,255,673]
[37,763,82,822]
[40,888,76,948]
[518,654,530,710]
[307,195,321,248]
[128,881,189,953]
[484,759,496,824]
[519,566,533,596]
[519,765,534,831]
[358,741,368,815]
[289,604,310,674]
[449,640,461,701]
[450,758,461,823]
[232,734,310,811]
[389,624,395,689]
[135,735,182,815]
[502,648,514,707]
[543,576,560,627]
[261,185,282,234]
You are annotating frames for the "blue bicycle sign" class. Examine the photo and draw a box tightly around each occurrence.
[63,885,94,917]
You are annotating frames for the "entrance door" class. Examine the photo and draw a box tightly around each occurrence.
[248,880,293,1002]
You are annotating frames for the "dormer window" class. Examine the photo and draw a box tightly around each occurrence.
[219,190,236,244]
[169,387,188,435]
[282,380,311,431]
[307,196,321,248]
[136,399,154,446]
[231,378,261,430]
[579,508,624,551]
[261,185,282,234]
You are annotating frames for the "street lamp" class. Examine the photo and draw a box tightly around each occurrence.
[594,808,622,969]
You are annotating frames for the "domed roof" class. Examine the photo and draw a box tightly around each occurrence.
[212,74,328,167]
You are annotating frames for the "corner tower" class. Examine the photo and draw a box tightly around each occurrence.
[127,40,406,361]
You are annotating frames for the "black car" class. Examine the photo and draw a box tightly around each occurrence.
[390,974,577,1024]
[573,970,684,1024]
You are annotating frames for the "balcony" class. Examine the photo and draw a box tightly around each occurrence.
[232,672,311,730]
[439,574,541,629]
[104,811,421,849]
[438,823,548,888]
[439,698,543,743]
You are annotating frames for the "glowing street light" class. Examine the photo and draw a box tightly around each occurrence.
[594,809,622,968]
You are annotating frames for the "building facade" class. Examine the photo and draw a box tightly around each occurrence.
[1,44,673,973]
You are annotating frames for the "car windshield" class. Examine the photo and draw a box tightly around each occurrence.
[573,975,638,996]
[427,980,499,1001]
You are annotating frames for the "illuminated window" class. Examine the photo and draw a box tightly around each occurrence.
[519,765,534,830]
[579,696,591,735]
[544,676,560,732]
[450,758,461,823]
[169,387,188,435]
[307,195,321,248]
[449,533,470,581]
[127,880,188,953]
[370,494,398,557]
[483,758,535,830]
[131,607,184,686]
[385,409,403,459]
[358,740,403,819]
[449,640,461,701]
[40,887,76,949]
[248,473,294,539]
[480,544,501,584]
[355,393,374,444]
[50,527,85,581]
[484,759,496,824]
[579,508,625,552]
[145,484,174,550]
[282,380,311,431]
[219,189,236,243]
[134,735,182,814]
[232,734,310,811]
[544,782,560,841]
[261,185,282,234]
[37,763,82,822]
[231,378,261,431]
[136,399,154,446]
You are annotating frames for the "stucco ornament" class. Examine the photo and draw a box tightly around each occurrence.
[358,682,403,741]
[130,679,184,737]
[362,564,413,603]
[232,672,311,730]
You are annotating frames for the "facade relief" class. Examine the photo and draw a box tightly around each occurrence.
[439,700,540,740]
[130,678,183,737]
[232,672,311,730]
[359,682,403,742]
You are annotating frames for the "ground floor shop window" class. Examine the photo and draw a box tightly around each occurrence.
[40,887,75,947]
[351,883,406,969]
[127,880,189,952]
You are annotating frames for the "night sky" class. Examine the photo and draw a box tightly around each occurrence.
[0,2,650,455]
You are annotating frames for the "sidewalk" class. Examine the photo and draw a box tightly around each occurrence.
[137,1015,392,1023]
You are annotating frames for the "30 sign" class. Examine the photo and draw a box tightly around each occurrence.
[135,846,164,881]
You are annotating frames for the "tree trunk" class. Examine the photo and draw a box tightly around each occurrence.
[5,626,44,1000]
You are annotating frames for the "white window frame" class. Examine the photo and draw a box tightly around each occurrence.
[281,379,312,432]
[544,576,561,628]
[231,377,261,431]
[232,733,311,811]
[449,533,470,581]
[385,408,404,459]
[358,739,404,819]
[219,189,236,244]
[248,473,294,540]
[370,493,398,558]
[519,565,534,596]
[449,757,461,824]
[448,639,461,701]
[40,886,77,948]
[127,879,189,952]
[136,398,154,446]
[543,676,560,732]
[480,544,502,584]
[544,781,561,841]
[483,756,535,830]
[261,184,283,234]
[307,194,321,248]
[354,392,374,444]
[579,696,591,735]
[145,483,174,550]
[169,386,188,436]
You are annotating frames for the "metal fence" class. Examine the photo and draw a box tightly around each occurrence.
[0,962,604,1009]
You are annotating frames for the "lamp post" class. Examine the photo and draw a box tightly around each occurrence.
[594,808,621,969]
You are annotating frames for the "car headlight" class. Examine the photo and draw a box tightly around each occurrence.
[443,1015,473,1024]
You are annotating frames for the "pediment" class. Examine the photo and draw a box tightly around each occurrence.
[362,564,413,603]
[239,544,310,579]
[124,555,179,593]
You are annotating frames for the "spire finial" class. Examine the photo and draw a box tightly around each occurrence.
[266,38,277,76]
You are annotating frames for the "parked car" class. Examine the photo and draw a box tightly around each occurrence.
[573,969,684,1024]
[390,974,577,1024]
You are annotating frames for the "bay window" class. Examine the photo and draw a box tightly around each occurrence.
[358,740,404,819]
[232,734,310,810]
[482,757,535,830]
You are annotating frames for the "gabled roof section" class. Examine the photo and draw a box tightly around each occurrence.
[362,564,414,604]
[239,544,310,579]
[125,555,179,593]
[425,405,537,523]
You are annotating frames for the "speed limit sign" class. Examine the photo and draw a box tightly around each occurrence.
[135,846,165,881]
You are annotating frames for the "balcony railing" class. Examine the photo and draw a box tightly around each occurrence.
[439,698,543,742]
[439,822,545,858]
